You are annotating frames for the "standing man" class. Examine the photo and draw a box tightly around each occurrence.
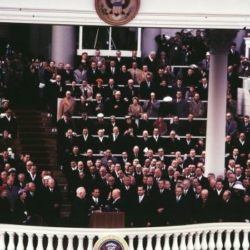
[70,187,89,227]
[131,186,152,227]
[41,178,62,227]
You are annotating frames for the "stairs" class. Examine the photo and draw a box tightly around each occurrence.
[15,109,70,218]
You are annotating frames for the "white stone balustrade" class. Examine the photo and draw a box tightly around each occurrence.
[0,223,250,250]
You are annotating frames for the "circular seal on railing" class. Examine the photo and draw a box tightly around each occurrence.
[93,235,129,250]
[95,0,141,26]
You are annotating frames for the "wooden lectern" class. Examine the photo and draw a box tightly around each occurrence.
[89,212,125,228]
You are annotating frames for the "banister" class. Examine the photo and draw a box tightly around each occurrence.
[1,223,249,250]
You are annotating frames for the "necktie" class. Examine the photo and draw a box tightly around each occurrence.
[95,198,98,205]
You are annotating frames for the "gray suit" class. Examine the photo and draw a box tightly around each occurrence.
[189,100,205,117]
[226,119,238,137]
[6,185,19,209]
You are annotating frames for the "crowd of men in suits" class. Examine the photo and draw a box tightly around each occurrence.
[0,154,63,226]
[0,29,249,227]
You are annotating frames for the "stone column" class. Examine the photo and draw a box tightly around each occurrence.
[51,25,75,67]
[141,28,161,59]
[204,30,238,178]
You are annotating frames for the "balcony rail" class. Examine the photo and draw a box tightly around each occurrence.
[0,222,250,250]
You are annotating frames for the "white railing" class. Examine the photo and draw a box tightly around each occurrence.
[1,223,250,250]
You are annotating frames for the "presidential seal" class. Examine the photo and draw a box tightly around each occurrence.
[95,0,141,26]
[93,235,129,250]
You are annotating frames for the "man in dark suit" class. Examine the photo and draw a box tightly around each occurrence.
[228,43,240,68]
[225,135,235,155]
[226,112,238,139]
[184,149,199,168]
[227,65,239,100]
[225,148,245,168]
[172,91,189,118]
[26,182,41,216]
[234,133,250,160]
[25,165,42,188]
[138,113,153,135]
[86,62,101,85]
[109,188,123,212]
[100,176,118,204]
[104,78,119,102]
[144,176,158,202]
[217,190,236,222]
[210,180,224,202]
[113,51,127,70]
[193,189,216,223]
[63,129,78,155]
[149,128,165,153]
[40,178,62,226]
[131,186,152,227]
[77,128,94,153]
[107,91,127,117]
[120,176,137,226]
[171,79,186,97]
[64,64,75,83]
[122,79,139,102]
[1,109,17,140]
[240,115,250,140]
[169,185,189,225]
[138,130,152,154]
[56,111,74,164]
[169,116,184,135]
[128,146,144,165]
[88,188,104,212]
[181,133,197,154]
[156,148,169,166]
[106,60,120,83]
[197,77,209,101]
[94,129,109,153]
[153,180,170,226]
[49,74,66,128]
[183,113,200,136]
[127,50,142,69]
[143,51,158,74]
[91,93,105,117]
[109,126,123,154]
[0,150,15,170]
[166,130,181,155]
[139,73,156,100]
[195,167,209,189]
[75,112,94,134]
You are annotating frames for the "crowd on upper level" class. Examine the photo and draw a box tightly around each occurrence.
[0,29,250,227]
